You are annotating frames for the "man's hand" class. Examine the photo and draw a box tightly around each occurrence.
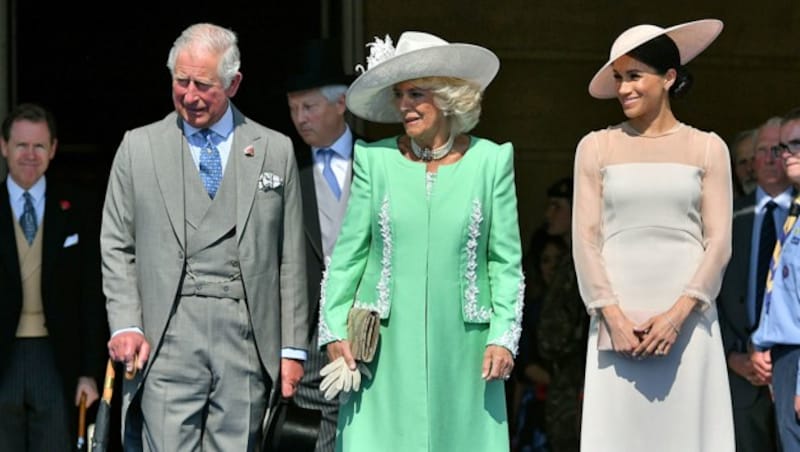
[748,349,773,384]
[729,351,768,386]
[74,376,99,407]
[108,331,150,375]
[795,395,800,420]
[281,358,304,398]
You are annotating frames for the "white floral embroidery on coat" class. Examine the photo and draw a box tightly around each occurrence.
[353,195,392,317]
[488,272,525,356]
[463,199,492,322]
[317,257,342,347]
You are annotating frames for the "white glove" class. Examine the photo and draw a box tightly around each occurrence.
[320,357,349,401]
[319,357,373,401]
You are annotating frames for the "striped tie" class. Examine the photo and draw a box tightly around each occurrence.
[762,196,800,317]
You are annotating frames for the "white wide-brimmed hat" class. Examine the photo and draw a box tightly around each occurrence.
[345,31,500,123]
[588,19,724,99]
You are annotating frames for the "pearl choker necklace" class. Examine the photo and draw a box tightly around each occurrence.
[410,134,455,162]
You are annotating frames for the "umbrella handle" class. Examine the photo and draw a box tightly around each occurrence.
[102,360,116,403]
[77,392,87,450]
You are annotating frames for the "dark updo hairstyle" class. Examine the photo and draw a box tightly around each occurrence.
[627,34,693,99]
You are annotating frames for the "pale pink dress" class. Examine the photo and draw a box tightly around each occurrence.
[573,122,735,452]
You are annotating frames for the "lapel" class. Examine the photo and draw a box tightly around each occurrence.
[0,182,21,285]
[41,182,67,292]
[300,162,323,263]
[151,113,187,250]
[231,107,266,244]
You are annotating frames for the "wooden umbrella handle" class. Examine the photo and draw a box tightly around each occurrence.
[102,360,116,403]
[77,392,87,449]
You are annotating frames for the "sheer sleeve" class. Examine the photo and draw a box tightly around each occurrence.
[682,132,732,311]
[572,131,619,315]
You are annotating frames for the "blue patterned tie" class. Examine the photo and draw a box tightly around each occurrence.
[319,148,341,200]
[20,191,37,244]
[198,129,223,198]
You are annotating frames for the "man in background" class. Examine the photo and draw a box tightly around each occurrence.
[730,128,758,199]
[285,38,355,452]
[0,103,106,451]
[719,117,789,452]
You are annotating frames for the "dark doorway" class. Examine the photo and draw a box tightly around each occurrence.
[12,1,324,196]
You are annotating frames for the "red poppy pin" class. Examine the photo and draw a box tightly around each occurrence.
[60,199,71,211]
[244,145,255,157]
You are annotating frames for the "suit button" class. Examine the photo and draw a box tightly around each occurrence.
[231,261,239,268]
[178,251,184,259]
[223,286,230,293]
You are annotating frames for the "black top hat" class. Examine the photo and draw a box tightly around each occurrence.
[285,39,354,93]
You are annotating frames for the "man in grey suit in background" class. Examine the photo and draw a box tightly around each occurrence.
[718,117,791,452]
[285,39,355,452]
[102,23,308,451]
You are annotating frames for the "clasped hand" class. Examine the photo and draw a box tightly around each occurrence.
[606,312,680,359]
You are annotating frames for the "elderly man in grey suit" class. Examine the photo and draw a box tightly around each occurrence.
[285,39,355,452]
[718,117,790,452]
[102,23,308,451]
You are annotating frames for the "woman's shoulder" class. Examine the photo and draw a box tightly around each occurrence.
[679,124,728,154]
[354,135,399,150]
[467,135,514,158]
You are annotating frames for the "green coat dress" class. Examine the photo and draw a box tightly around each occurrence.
[319,135,524,452]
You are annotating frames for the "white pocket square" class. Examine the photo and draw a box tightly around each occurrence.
[63,233,79,248]
[258,172,283,191]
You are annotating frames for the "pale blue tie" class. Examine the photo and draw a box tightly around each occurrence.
[319,148,341,200]
[20,191,37,244]
[198,129,223,198]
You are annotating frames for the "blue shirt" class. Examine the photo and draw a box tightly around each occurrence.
[312,125,353,187]
[182,104,235,173]
[751,204,800,394]
[7,176,46,226]
[747,187,794,326]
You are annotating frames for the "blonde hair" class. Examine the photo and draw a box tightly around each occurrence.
[408,76,483,134]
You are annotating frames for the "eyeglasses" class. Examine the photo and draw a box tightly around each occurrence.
[775,140,800,156]
[756,145,784,158]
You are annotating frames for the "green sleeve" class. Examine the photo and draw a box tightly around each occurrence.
[318,141,374,347]
[486,143,525,355]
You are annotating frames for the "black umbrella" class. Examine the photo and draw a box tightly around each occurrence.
[90,360,115,452]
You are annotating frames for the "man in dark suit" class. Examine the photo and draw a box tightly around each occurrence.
[719,117,791,452]
[285,39,355,452]
[0,103,106,451]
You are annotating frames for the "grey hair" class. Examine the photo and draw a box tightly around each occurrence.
[409,77,483,135]
[728,128,756,156]
[166,23,241,89]
[318,85,348,103]
[757,116,783,137]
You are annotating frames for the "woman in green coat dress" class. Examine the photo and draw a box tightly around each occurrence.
[318,30,525,452]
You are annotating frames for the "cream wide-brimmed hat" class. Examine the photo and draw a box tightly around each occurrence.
[345,31,500,123]
[588,19,724,99]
